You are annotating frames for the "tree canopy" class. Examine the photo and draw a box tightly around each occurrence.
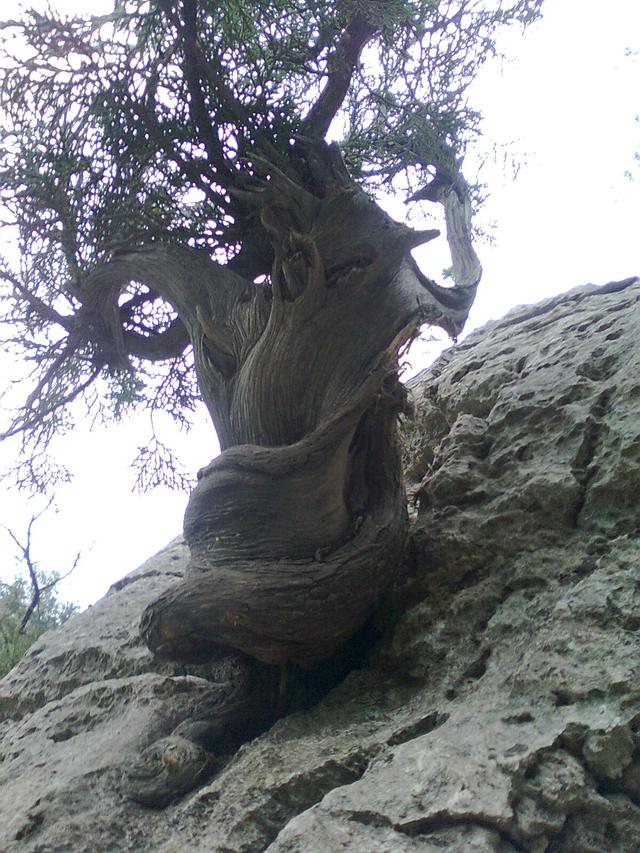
[0,0,542,489]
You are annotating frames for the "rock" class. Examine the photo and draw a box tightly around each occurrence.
[1,278,639,852]
[0,536,190,721]
[582,726,635,781]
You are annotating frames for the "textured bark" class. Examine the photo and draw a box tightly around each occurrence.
[82,142,480,802]
[135,148,476,671]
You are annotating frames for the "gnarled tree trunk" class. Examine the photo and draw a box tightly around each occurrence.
[85,142,480,804]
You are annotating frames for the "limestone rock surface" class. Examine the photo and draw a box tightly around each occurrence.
[1,278,639,852]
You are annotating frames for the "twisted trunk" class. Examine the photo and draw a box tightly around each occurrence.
[137,148,476,665]
[85,142,480,802]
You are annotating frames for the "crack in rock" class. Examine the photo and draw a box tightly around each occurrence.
[393,812,526,852]
[386,710,449,747]
[570,388,613,527]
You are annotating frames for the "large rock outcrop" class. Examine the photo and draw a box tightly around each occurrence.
[1,278,639,852]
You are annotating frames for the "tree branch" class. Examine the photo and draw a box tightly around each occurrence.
[3,498,79,634]
[176,0,236,180]
[0,266,74,332]
[303,15,378,139]
[0,362,102,441]
[81,244,271,444]
[176,0,295,175]
[406,164,482,324]
[122,317,190,362]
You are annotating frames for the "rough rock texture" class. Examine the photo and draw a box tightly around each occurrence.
[1,278,639,852]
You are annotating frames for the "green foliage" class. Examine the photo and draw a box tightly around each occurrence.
[0,0,544,490]
[0,572,78,678]
[1,0,543,261]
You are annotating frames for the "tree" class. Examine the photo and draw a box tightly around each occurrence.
[0,573,79,678]
[1,500,79,678]
[0,0,543,804]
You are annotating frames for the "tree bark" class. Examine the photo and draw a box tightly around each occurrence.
[134,144,478,666]
[87,141,482,803]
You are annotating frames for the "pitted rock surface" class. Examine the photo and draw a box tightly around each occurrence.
[1,278,639,852]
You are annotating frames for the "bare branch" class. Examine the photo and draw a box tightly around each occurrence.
[2,498,78,634]
[123,318,190,362]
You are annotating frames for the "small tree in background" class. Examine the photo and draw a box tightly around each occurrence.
[0,572,79,678]
[0,499,79,678]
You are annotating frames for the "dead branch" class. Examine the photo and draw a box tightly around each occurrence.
[3,498,80,634]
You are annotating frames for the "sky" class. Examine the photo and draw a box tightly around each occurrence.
[0,0,638,610]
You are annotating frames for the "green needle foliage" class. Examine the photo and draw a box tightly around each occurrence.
[0,0,543,490]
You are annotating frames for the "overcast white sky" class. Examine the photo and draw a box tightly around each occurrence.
[0,0,638,610]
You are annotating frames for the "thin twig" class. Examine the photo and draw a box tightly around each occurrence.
[3,498,80,633]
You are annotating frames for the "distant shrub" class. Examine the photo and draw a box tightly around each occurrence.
[0,573,78,678]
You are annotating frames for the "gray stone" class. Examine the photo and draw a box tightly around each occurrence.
[1,278,640,852]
